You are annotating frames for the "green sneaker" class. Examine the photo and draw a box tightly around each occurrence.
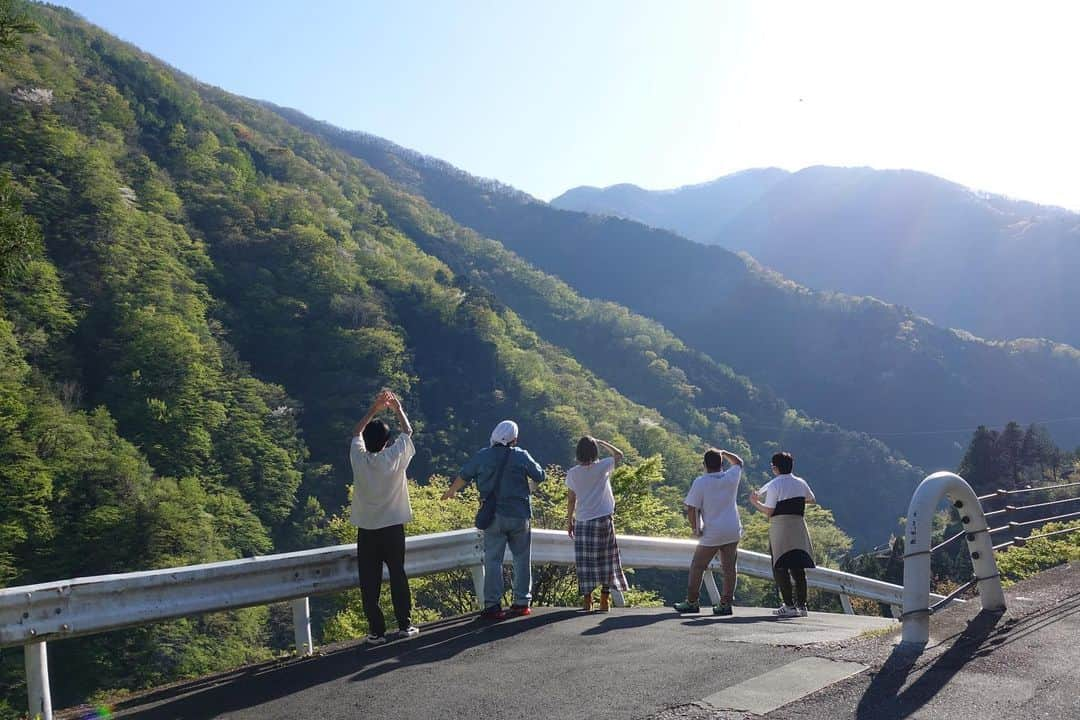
[713,602,733,616]
[673,600,701,613]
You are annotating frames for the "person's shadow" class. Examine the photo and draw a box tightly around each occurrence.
[109,610,578,719]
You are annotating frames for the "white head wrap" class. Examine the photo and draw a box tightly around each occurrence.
[490,419,519,447]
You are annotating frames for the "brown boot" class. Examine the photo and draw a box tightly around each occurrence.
[583,593,593,611]
[599,590,611,612]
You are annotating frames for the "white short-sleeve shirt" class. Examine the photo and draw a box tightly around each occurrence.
[566,457,616,522]
[684,465,743,546]
[349,433,415,529]
[758,473,815,509]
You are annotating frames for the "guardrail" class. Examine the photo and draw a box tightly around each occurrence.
[902,472,1007,645]
[4,528,912,720]
[978,480,1080,551]
[902,471,1080,646]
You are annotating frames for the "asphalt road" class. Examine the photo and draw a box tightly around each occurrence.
[645,562,1080,719]
[90,606,895,720]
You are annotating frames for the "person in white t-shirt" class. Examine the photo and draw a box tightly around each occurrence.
[565,436,629,612]
[674,448,744,616]
[349,390,417,644]
[749,451,817,618]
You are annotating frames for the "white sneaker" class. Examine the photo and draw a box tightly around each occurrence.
[365,634,387,645]
[395,625,420,639]
[797,605,808,617]
[773,604,799,618]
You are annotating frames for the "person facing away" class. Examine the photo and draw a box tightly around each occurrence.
[442,420,545,620]
[749,451,817,618]
[674,448,744,616]
[349,390,419,644]
[565,436,629,612]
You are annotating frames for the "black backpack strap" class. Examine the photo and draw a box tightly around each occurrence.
[489,445,513,503]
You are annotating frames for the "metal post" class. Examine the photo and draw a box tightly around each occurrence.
[610,588,626,608]
[470,565,485,610]
[292,597,312,656]
[703,571,722,606]
[839,593,854,615]
[902,471,1005,645]
[25,640,53,720]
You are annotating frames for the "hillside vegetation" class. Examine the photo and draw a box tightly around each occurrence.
[0,4,731,708]
[283,118,1080,470]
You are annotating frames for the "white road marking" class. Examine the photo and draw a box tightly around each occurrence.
[701,656,868,715]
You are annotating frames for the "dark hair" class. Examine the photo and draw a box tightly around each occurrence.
[703,448,724,473]
[576,436,599,464]
[362,419,391,453]
[771,452,794,474]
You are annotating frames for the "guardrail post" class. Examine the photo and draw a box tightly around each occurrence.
[25,640,53,720]
[902,471,1005,645]
[839,593,854,615]
[610,588,626,608]
[703,571,722,606]
[292,597,313,656]
[470,565,485,610]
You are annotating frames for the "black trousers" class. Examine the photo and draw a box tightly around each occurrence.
[773,566,807,606]
[357,524,411,636]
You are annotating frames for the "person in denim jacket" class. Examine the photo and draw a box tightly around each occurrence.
[442,420,545,619]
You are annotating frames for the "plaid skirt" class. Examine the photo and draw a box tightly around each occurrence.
[573,514,629,595]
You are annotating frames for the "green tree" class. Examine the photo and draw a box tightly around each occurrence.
[0,0,35,63]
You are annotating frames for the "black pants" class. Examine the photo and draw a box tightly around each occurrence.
[357,524,411,636]
[773,566,807,606]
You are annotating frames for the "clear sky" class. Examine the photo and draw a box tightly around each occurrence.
[56,1,1080,209]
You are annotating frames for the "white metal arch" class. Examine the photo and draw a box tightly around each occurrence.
[902,471,1006,644]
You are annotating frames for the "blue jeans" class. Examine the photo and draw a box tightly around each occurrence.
[483,514,532,608]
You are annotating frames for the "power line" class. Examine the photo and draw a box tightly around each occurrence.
[736,415,1080,439]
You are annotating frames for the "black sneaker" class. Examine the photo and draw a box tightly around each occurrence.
[713,602,733,616]
[673,600,701,613]
[479,605,505,621]
[365,634,387,646]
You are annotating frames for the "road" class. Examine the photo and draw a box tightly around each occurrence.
[89,606,894,720]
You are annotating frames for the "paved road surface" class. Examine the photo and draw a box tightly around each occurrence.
[90,606,893,720]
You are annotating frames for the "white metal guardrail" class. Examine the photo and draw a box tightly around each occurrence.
[4,528,915,719]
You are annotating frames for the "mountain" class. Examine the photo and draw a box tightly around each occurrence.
[273,115,1080,472]
[0,5,720,706]
[554,166,1080,346]
[1,4,915,709]
[552,168,789,241]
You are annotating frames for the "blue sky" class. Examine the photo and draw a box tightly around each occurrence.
[57,1,1080,209]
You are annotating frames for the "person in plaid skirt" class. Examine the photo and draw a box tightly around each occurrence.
[566,436,629,612]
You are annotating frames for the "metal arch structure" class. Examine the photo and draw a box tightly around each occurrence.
[902,471,1007,645]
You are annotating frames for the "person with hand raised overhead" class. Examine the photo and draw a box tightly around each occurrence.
[350,390,419,645]
[749,451,817,619]
[566,436,629,612]
[674,448,744,616]
[442,420,545,620]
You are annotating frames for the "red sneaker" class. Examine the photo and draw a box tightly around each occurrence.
[506,604,531,617]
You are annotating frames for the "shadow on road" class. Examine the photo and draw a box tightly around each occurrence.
[110,610,578,719]
[854,609,1004,719]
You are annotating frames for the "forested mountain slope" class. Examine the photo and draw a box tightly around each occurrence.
[554,166,1080,347]
[295,142,923,546]
[0,4,716,707]
[276,114,1080,471]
